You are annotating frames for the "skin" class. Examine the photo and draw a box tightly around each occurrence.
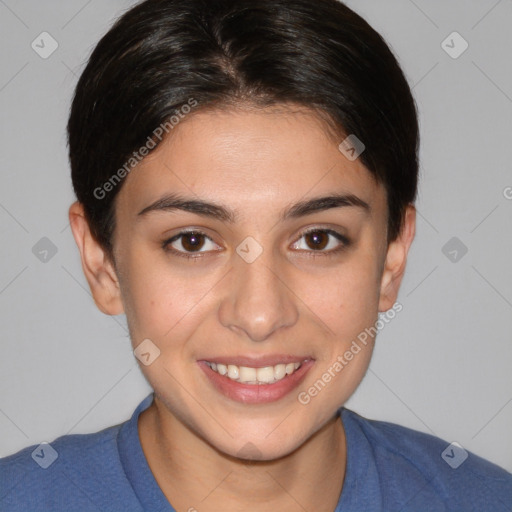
[69,104,416,512]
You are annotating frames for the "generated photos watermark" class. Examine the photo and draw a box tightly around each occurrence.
[338,134,365,161]
[134,338,161,366]
[441,442,468,469]
[93,98,199,200]
[297,302,403,405]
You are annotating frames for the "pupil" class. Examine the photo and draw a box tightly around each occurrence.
[183,232,203,251]
[307,231,327,250]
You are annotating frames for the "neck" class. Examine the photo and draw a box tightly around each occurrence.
[138,398,347,512]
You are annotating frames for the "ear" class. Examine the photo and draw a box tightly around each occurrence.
[378,205,416,312]
[68,201,124,316]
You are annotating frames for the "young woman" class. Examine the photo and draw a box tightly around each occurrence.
[1,1,511,510]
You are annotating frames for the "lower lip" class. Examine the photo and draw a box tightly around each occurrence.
[198,360,315,404]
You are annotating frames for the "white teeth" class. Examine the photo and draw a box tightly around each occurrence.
[239,366,257,382]
[274,364,286,380]
[207,361,304,384]
[256,366,275,384]
[227,365,239,380]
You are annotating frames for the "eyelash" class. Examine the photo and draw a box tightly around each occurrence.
[161,228,351,260]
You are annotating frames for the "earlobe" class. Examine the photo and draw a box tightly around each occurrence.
[68,201,125,316]
[378,205,416,312]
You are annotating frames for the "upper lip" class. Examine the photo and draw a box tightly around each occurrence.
[199,355,314,368]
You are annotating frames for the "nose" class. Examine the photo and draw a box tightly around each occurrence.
[217,246,299,343]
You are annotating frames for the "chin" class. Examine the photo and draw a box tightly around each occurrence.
[201,421,313,463]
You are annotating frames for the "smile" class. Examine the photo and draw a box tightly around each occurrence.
[198,357,315,404]
[205,361,303,385]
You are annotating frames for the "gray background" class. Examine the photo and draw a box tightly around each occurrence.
[1,0,511,473]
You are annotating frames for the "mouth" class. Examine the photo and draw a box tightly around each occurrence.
[205,360,303,384]
[198,356,315,404]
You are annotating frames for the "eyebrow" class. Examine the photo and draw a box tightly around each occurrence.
[136,192,370,223]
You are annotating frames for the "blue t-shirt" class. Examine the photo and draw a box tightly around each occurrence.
[1,393,511,511]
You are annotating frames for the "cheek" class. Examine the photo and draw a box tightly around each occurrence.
[293,258,380,411]
[120,249,216,344]
[294,255,382,341]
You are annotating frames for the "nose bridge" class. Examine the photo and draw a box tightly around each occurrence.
[218,241,299,342]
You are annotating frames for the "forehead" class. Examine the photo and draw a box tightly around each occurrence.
[117,105,384,218]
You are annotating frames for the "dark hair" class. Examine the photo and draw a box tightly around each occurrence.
[68,0,419,259]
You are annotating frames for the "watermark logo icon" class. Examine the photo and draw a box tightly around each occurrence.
[442,442,468,469]
[441,32,469,59]
[31,442,58,469]
[32,237,58,263]
[442,237,468,263]
[31,32,59,59]
[338,135,365,161]
[236,442,263,471]
[236,237,263,264]
[134,338,161,366]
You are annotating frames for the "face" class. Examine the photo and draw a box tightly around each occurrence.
[71,104,415,460]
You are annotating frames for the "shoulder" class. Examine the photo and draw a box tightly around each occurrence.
[341,408,512,511]
[0,423,140,512]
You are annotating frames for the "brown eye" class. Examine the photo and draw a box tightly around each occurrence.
[292,228,350,254]
[304,230,329,251]
[163,230,220,257]
[180,232,206,252]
